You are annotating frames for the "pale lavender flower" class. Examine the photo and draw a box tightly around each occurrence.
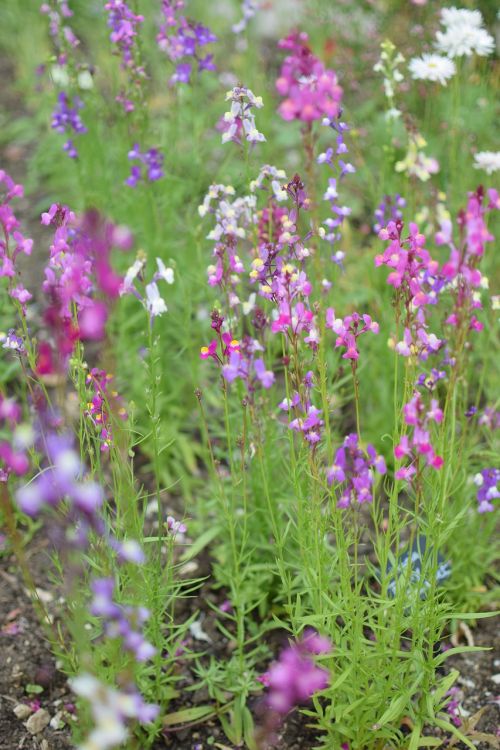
[70,673,159,750]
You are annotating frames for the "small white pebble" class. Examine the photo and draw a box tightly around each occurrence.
[13,704,32,720]
[25,708,50,734]
[459,677,475,689]
[34,587,54,603]
[50,710,65,729]
[189,619,212,643]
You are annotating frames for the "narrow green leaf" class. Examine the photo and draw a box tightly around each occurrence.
[444,610,499,621]
[163,705,214,726]
[434,718,476,749]
[243,706,257,750]
[408,721,423,750]
[329,666,353,692]
[180,525,220,562]
[433,670,459,704]
[418,738,443,747]
[376,694,407,725]
[434,646,487,666]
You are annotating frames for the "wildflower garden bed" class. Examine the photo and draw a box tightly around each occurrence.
[0,1,499,749]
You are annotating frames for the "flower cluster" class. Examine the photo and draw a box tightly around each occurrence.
[276,32,343,123]
[436,186,498,336]
[261,630,332,714]
[104,0,146,112]
[220,86,265,145]
[477,406,500,430]
[326,309,379,361]
[157,0,216,85]
[39,207,132,373]
[376,220,443,361]
[251,175,314,312]
[40,0,80,64]
[249,164,287,202]
[201,311,275,396]
[394,392,443,481]
[125,144,165,187]
[373,39,405,121]
[90,578,156,662]
[395,132,439,182]
[0,170,33,310]
[279,372,323,446]
[232,0,259,34]
[222,338,275,391]
[120,255,174,322]
[0,395,31,482]
[85,369,127,453]
[416,367,447,393]
[17,432,103,518]
[288,401,324,446]
[373,193,406,234]
[104,0,144,69]
[435,7,494,58]
[0,329,25,354]
[51,91,87,158]
[199,172,329,442]
[445,687,463,728]
[71,673,158,750]
[16,429,144,566]
[473,469,499,514]
[166,514,187,535]
[317,113,355,263]
[199,183,256,298]
[327,434,386,508]
[473,151,500,175]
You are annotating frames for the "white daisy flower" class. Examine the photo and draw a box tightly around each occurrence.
[436,25,495,57]
[409,54,456,85]
[473,151,500,175]
[435,7,495,58]
[440,7,483,29]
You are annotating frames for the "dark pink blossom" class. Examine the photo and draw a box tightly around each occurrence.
[276,33,342,123]
[262,629,332,715]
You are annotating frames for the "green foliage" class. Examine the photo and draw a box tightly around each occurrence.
[0,1,498,749]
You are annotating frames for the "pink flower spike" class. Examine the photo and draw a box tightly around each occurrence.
[79,301,108,341]
[395,465,416,481]
[430,454,444,470]
[394,435,411,460]
[10,285,32,305]
[427,400,443,423]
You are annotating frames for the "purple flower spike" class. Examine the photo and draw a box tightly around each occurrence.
[473,468,499,513]
[90,576,156,662]
[157,1,217,86]
[327,434,386,508]
[125,144,164,187]
[51,92,87,158]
